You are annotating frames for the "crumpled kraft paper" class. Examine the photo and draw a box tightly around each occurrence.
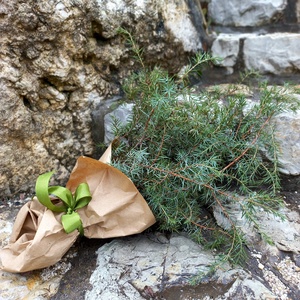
[0,148,156,273]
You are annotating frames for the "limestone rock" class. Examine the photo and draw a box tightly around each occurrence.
[297,1,300,22]
[272,109,300,175]
[211,33,245,73]
[243,33,300,74]
[208,0,287,27]
[0,0,203,197]
[213,198,300,254]
[212,32,300,75]
[86,233,215,299]
[211,34,240,72]
[104,103,134,144]
[214,269,277,300]
[85,233,279,300]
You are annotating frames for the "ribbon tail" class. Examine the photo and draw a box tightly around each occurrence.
[61,212,84,235]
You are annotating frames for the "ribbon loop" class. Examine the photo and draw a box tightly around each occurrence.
[74,183,92,210]
[35,171,91,235]
[35,172,66,212]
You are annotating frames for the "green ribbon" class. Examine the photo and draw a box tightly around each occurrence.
[35,171,92,235]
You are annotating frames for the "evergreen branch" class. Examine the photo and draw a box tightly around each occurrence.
[221,116,272,173]
[111,33,295,268]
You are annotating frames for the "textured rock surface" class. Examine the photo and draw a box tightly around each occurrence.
[104,103,134,144]
[85,234,277,300]
[210,33,245,74]
[272,109,300,175]
[213,199,300,254]
[85,234,214,299]
[211,33,300,75]
[208,0,287,26]
[0,0,203,197]
[243,33,300,74]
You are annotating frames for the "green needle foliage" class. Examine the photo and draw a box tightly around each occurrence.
[111,29,298,266]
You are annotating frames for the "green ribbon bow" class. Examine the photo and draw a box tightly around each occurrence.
[35,171,92,235]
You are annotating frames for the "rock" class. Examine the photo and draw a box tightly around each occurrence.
[271,109,300,175]
[85,233,279,300]
[85,233,215,299]
[259,207,300,253]
[214,269,277,300]
[211,32,300,75]
[213,197,300,254]
[208,0,287,26]
[213,201,260,245]
[211,34,242,74]
[0,0,204,197]
[104,103,134,144]
[297,1,300,22]
[243,33,300,74]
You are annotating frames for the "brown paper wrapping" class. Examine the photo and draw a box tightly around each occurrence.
[67,157,155,238]
[0,151,155,273]
[0,200,78,273]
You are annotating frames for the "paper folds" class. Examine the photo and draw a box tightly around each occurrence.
[0,156,156,273]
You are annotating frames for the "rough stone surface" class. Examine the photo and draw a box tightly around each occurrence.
[243,33,300,74]
[297,0,300,22]
[104,103,134,144]
[85,234,278,300]
[85,234,214,299]
[213,199,300,254]
[208,0,287,27]
[272,109,300,175]
[213,269,277,300]
[0,0,203,197]
[211,32,300,75]
[211,33,246,74]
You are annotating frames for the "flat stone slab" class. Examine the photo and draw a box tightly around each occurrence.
[85,233,280,300]
[86,233,215,299]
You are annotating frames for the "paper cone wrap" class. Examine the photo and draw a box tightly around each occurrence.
[0,151,155,273]
[67,157,155,238]
[0,200,78,273]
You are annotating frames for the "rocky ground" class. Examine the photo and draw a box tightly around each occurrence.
[0,173,299,300]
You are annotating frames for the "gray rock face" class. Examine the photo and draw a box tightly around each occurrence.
[211,33,245,74]
[85,234,215,299]
[297,1,300,22]
[0,0,203,197]
[213,198,300,254]
[243,33,300,74]
[211,33,300,75]
[85,234,279,300]
[272,109,300,175]
[104,103,134,144]
[208,0,287,26]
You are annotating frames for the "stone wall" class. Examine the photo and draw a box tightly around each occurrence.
[207,0,300,75]
[0,0,203,196]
